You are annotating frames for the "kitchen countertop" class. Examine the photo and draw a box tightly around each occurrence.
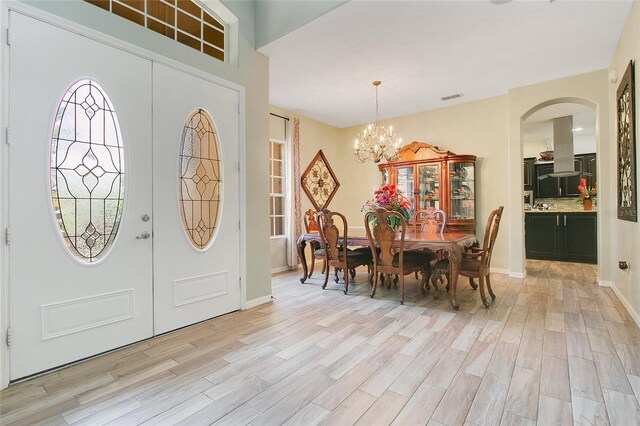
[525,209,597,213]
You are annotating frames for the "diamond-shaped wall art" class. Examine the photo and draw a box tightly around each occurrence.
[301,150,340,211]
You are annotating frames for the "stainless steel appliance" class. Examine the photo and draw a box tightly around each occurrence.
[524,190,534,209]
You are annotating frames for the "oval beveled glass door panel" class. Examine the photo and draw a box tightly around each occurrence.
[50,79,125,263]
[179,109,222,250]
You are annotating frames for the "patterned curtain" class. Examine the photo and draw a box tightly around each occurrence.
[287,117,302,266]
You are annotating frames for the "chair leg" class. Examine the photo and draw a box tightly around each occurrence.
[469,277,478,290]
[486,273,496,300]
[334,268,340,283]
[344,266,350,295]
[429,268,439,300]
[350,268,356,280]
[370,267,379,298]
[478,275,489,308]
[399,273,405,305]
[321,259,326,274]
[308,255,316,278]
[386,274,392,289]
[322,263,330,289]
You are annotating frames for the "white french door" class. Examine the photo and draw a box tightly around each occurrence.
[8,12,154,379]
[152,63,241,334]
[7,12,242,380]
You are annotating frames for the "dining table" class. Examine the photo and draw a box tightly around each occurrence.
[297,228,477,310]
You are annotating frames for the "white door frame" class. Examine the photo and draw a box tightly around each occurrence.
[0,1,247,390]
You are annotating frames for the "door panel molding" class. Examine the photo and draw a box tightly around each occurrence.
[41,289,135,340]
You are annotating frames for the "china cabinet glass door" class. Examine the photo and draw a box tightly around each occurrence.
[449,162,475,221]
[418,164,440,210]
[396,166,414,218]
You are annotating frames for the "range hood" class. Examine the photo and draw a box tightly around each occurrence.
[538,115,589,180]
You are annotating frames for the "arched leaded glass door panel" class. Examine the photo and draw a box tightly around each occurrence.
[50,79,125,263]
[179,109,222,250]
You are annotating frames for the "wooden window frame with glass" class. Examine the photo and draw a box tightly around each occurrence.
[84,0,226,62]
[378,141,477,233]
[270,139,287,237]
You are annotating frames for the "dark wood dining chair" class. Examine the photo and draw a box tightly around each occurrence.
[317,209,372,294]
[303,209,325,278]
[430,206,504,307]
[414,208,446,234]
[364,208,432,304]
[412,208,447,296]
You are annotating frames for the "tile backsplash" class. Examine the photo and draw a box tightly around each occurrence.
[534,197,597,212]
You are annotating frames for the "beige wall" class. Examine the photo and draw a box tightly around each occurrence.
[336,96,511,271]
[609,1,640,321]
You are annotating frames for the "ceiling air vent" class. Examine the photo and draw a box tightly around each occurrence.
[441,93,463,101]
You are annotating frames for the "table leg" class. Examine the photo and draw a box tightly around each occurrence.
[449,244,462,310]
[297,236,308,283]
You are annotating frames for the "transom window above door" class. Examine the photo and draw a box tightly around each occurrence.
[85,0,226,61]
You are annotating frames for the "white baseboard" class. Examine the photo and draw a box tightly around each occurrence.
[271,266,293,274]
[244,295,273,309]
[490,268,510,275]
[599,281,640,329]
[597,279,613,287]
[509,271,527,279]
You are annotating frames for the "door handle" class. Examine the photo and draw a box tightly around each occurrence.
[557,215,559,226]
[136,232,151,240]
[564,215,567,226]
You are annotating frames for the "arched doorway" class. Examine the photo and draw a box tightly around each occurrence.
[520,97,600,273]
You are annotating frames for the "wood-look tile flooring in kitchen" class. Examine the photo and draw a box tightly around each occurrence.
[2,260,640,425]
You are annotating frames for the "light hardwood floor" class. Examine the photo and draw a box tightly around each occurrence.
[1,260,640,425]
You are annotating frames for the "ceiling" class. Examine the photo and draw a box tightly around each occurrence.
[258,0,632,129]
[522,103,596,142]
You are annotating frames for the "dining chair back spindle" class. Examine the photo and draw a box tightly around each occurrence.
[364,208,431,304]
[317,210,371,294]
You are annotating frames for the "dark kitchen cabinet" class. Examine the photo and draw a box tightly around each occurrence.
[583,153,597,189]
[563,158,584,197]
[535,164,560,197]
[525,212,597,264]
[534,155,593,198]
[524,157,535,190]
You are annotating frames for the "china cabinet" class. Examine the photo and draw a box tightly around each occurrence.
[379,141,477,233]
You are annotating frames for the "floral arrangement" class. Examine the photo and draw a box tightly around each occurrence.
[577,178,597,202]
[362,184,411,227]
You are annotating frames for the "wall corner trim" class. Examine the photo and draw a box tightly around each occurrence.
[600,281,640,330]
[509,271,527,279]
[245,295,273,310]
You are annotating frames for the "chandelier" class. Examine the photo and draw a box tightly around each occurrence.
[353,81,402,163]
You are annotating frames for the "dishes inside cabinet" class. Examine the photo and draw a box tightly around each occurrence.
[450,167,468,180]
[453,184,472,199]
